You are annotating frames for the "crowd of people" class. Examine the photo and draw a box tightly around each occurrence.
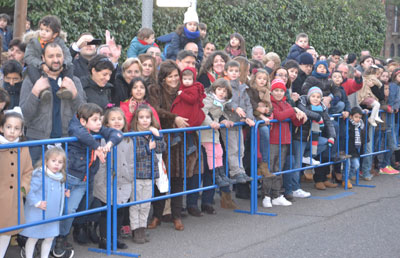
[1,7,400,258]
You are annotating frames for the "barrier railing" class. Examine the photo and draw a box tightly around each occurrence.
[0,111,397,257]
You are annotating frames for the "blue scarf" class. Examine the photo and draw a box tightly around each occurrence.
[311,104,323,112]
[184,27,200,39]
[312,60,330,79]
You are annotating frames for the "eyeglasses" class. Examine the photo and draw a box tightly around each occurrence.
[276,73,288,78]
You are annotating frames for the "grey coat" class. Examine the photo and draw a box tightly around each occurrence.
[224,80,254,122]
[20,76,86,139]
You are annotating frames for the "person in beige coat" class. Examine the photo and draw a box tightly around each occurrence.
[0,111,33,258]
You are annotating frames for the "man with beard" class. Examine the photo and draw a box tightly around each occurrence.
[20,42,86,164]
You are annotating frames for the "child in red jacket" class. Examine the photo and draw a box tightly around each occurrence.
[171,67,206,154]
[262,79,307,208]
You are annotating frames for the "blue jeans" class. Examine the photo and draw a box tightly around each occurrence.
[329,101,345,114]
[361,125,374,178]
[283,137,327,195]
[59,174,87,236]
[259,126,270,162]
[375,119,397,169]
[348,157,360,178]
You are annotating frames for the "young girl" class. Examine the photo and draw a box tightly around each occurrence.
[120,77,160,131]
[0,111,33,258]
[92,107,132,250]
[130,104,166,243]
[166,7,204,61]
[247,68,273,177]
[357,65,384,126]
[224,32,246,58]
[20,146,70,258]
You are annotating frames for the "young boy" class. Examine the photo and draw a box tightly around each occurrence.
[53,103,123,257]
[346,107,365,188]
[170,67,206,154]
[286,32,309,61]
[262,79,306,207]
[127,27,158,58]
[199,22,207,41]
[24,15,74,100]
[0,13,12,51]
[223,60,255,183]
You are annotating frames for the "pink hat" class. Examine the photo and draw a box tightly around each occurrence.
[271,79,287,92]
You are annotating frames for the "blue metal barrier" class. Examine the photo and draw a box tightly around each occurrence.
[0,110,396,257]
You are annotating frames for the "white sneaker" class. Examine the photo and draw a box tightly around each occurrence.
[293,189,311,198]
[302,157,320,165]
[262,196,272,208]
[271,195,292,206]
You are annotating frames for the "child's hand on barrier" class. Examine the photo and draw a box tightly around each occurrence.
[235,107,246,117]
[221,120,234,128]
[94,148,106,163]
[149,126,160,137]
[102,141,113,153]
[65,189,70,198]
[175,116,189,128]
[210,122,220,129]
[263,117,270,125]
[245,118,255,127]
[342,111,349,119]
[149,139,156,150]
[38,201,47,210]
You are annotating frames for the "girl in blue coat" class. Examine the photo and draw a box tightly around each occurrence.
[20,146,70,258]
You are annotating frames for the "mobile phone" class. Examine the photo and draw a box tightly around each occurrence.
[88,39,101,45]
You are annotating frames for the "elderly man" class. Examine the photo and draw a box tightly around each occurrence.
[251,45,265,62]
[336,62,362,96]
[20,42,86,163]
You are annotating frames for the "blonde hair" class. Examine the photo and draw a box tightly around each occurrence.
[122,58,142,74]
[263,52,281,70]
[249,68,270,90]
[35,147,67,182]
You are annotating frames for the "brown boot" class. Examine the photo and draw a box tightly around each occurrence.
[258,162,274,177]
[323,181,338,188]
[173,219,184,231]
[342,180,353,189]
[220,191,239,209]
[147,217,160,229]
[56,87,73,99]
[304,169,314,181]
[132,228,145,244]
[315,182,326,190]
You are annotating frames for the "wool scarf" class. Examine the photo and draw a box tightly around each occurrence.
[183,27,200,39]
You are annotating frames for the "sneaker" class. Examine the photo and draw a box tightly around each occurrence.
[262,196,272,208]
[271,195,292,206]
[120,225,131,238]
[363,175,373,181]
[293,189,311,198]
[387,166,400,174]
[302,157,320,165]
[379,166,400,175]
[232,173,247,184]
[242,173,253,182]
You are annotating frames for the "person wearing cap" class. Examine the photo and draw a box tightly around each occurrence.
[261,79,306,208]
[291,52,314,95]
[166,7,204,62]
[294,86,337,190]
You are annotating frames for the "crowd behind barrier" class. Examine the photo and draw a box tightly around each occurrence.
[0,110,397,256]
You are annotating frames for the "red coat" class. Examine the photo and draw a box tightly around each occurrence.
[270,96,304,145]
[342,78,362,96]
[120,100,161,131]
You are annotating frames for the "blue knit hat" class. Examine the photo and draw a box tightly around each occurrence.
[296,52,313,65]
[313,60,329,73]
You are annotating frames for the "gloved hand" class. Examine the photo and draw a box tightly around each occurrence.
[328,138,335,148]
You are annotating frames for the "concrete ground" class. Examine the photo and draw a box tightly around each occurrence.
[5,174,400,258]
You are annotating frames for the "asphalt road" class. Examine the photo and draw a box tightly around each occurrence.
[6,174,400,258]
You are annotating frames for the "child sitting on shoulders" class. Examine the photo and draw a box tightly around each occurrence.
[170,67,206,155]
[262,79,306,208]
[24,15,74,101]
[127,27,158,58]
[286,32,309,61]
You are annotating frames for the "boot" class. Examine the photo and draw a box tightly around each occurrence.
[315,182,326,190]
[342,180,353,189]
[258,162,274,177]
[87,222,100,244]
[72,224,89,245]
[220,191,239,209]
[215,173,229,187]
[216,166,236,184]
[52,235,73,257]
[147,217,161,229]
[173,219,184,231]
[99,237,128,250]
[132,228,146,244]
[39,89,52,103]
[323,180,338,188]
[56,87,73,99]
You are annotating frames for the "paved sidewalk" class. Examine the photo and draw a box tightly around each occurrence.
[5,174,400,258]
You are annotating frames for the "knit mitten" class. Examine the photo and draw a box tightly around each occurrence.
[328,138,335,148]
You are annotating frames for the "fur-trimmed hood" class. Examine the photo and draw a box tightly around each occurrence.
[22,29,68,44]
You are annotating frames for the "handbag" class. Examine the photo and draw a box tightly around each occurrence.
[155,153,169,193]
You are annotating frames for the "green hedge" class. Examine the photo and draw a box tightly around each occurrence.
[1,0,386,59]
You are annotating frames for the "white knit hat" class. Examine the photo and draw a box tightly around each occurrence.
[183,7,199,24]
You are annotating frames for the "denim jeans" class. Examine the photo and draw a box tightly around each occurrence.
[59,174,87,236]
[375,116,397,169]
[348,157,360,178]
[329,101,345,115]
[259,126,270,162]
[283,137,327,195]
[360,125,374,178]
